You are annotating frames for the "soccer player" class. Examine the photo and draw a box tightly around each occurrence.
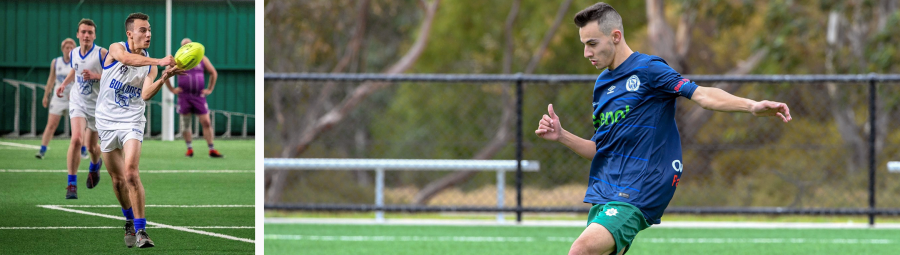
[534,3,792,255]
[36,38,88,160]
[55,19,106,199]
[96,12,182,248]
[164,38,223,158]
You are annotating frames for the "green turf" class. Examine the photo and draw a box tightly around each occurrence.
[264,223,900,255]
[0,138,255,254]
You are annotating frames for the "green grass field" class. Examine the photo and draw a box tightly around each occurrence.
[264,222,900,255]
[0,138,255,254]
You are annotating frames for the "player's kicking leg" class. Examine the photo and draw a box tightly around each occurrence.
[102,146,137,248]
[101,135,151,248]
[198,113,223,158]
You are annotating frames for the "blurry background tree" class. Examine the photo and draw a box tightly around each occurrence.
[263,0,900,208]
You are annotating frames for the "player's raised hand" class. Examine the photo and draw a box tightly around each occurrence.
[535,104,563,141]
[158,55,175,67]
[750,100,792,123]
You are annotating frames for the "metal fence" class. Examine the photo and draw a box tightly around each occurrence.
[264,73,900,224]
[2,78,255,139]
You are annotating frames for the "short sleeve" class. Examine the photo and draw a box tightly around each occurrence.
[646,59,697,99]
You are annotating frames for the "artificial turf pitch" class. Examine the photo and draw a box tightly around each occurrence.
[265,222,900,255]
[0,138,255,254]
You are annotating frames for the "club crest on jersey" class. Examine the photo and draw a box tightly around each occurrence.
[109,78,142,107]
[605,208,618,216]
[626,75,641,92]
[119,65,128,75]
[79,81,91,95]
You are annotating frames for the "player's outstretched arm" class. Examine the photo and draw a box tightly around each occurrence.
[690,86,792,122]
[142,65,184,101]
[56,68,77,98]
[108,43,174,67]
[43,59,57,108]
[535,104,596,159]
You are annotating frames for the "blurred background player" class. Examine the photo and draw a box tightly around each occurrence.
[36,38,88,160]
[56,19,107,199]
[164,38,222,158]
[96,12,182,248]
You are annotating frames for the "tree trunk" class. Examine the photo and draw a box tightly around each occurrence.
[412,0,573,205]
[266,0,440,203]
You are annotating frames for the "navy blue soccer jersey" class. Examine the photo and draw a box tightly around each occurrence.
[584,52,697,224]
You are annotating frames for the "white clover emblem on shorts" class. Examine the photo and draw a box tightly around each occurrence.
[605,208,618,216]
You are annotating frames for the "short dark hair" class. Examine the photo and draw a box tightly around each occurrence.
[573,2,623,35]
[77,19,96,30]
[125,12,150,31]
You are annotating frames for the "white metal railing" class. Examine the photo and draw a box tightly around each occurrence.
[144,101,255,139]
[3,78,71,138]
[264,158,541,223]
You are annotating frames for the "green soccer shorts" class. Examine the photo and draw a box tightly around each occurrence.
[586,201,651,255]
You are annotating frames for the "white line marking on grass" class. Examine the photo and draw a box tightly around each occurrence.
[0,169,253,173]
[44,204,254,208]
[264,218,900,229]
[264,235,537,242]
[264,235,893,244]
[0,226,253,230]
[38,205,254,243]
[0,141,41,150]
[636,237,893,245]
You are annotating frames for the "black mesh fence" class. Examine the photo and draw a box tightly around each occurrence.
[264,73,900,222]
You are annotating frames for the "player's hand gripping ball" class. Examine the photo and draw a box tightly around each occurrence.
[174,42,205,70]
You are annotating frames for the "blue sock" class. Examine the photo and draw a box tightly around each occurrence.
[89,160,100,172]
[81,146,86,154]
[122,207,135,220]
[134,218,146,231]
[40,145,47,153]
[208,143,214,150]
[67,175,76,186]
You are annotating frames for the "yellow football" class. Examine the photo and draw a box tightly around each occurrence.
[174,42,205,70]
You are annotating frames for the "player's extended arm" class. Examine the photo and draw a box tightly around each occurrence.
[690,86,792,122]
[535,104,597,159]
[108,43,173,67]
[43,59,57,107]
[56,68,77,98]
[142,66,184,101]
[202,57,217,94]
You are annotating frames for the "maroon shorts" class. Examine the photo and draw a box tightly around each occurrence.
[177,95,209,115]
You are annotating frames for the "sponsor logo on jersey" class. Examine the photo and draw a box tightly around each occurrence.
[675,78,690,92]
[592,105,631,130]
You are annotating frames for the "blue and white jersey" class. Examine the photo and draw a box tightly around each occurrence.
[68,44,104,114]
[96,41,152,130]
[53,56,74,101]
[584,52,698,224]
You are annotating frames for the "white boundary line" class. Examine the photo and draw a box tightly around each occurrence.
[0,141,41,150]
[264,218,900,229]
[38,205,254,243]
[45,204,254,208]
[0,226,254,230]
[263,234,893,244]
[0,169,253,173]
